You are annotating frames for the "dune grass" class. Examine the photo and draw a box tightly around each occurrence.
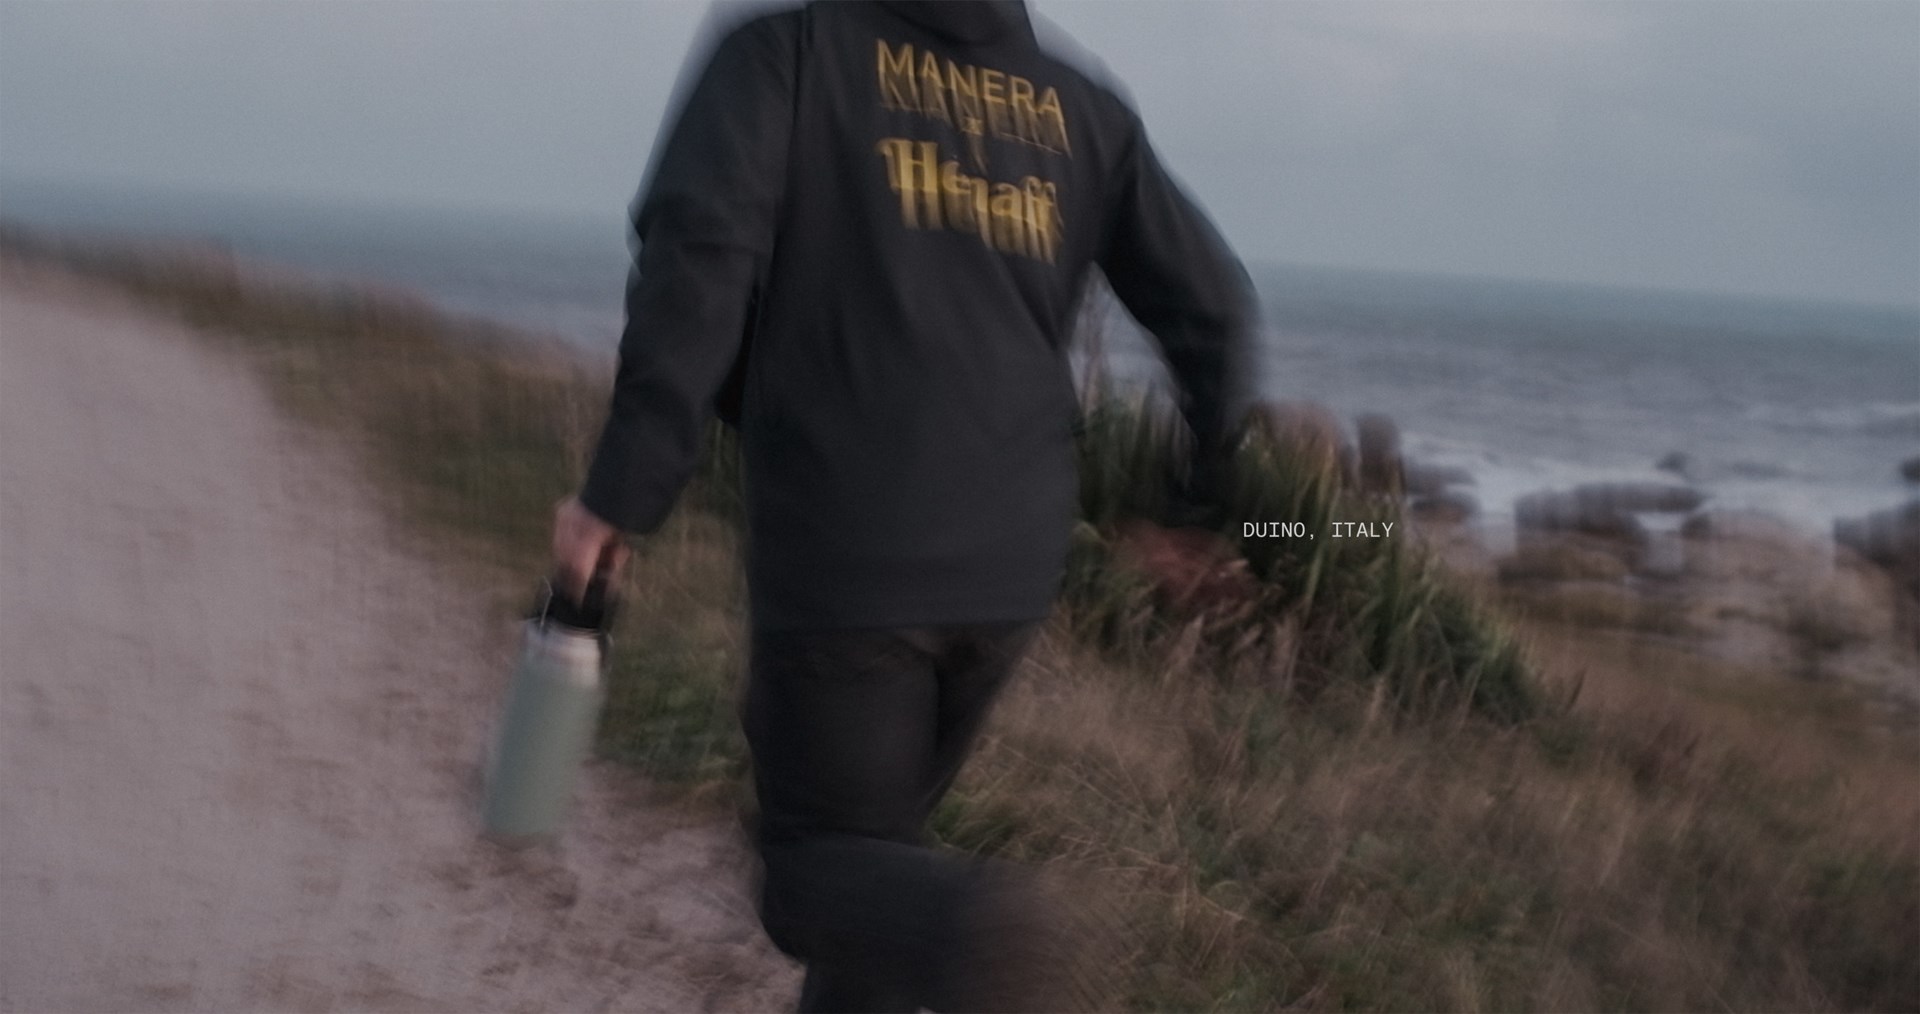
[5,226,1913,1011]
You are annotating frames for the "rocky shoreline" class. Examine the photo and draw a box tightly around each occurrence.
[1247,400,1920,714]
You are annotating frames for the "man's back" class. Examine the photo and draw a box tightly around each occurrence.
[578,0,1258,631]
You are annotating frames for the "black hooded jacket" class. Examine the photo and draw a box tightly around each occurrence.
[580,0,1260,631]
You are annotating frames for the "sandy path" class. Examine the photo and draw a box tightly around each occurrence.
[0,261,796,1012]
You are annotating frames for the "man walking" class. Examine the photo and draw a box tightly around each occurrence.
[552,1,1259,1007]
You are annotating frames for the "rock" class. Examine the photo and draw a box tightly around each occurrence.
[1403,461,1475,498]
[1409,489,1478,524]
[1589,482,1706,514]
[1516,492,1644,540]
[1517,482,1705,578]
[1243,401,1354,486]
[1656,454,1786,483]
[1355,413,1403,497]
[1902,456,1920,484]
[1679,509,1787,542]
[1834,501,1920,572]
[1517,482,1704,539]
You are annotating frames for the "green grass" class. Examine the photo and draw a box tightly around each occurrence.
[1067,389,1532,725]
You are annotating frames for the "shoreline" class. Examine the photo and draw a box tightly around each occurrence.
[1420,496,1920,695]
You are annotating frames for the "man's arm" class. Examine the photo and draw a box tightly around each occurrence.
[1096,110,1261,529]
[555,14,795,596]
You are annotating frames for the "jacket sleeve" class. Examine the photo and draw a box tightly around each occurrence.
[577,14,795,533]
[1096,110,1261,527]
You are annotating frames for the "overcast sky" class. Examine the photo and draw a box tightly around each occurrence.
[1,1,1915,307]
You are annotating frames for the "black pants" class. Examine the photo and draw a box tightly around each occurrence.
[742,621,1042,1013]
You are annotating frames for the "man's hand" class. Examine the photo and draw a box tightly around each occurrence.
[552,496,629,604]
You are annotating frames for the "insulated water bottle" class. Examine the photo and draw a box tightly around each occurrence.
[481,571,614,845]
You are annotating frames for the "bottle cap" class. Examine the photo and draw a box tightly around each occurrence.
[535,566,616,635]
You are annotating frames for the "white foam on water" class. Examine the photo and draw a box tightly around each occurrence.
[1743,399,1920,436]
[1400,430,1917,543]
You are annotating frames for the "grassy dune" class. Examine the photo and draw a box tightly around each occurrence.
[6,227,1913,1011]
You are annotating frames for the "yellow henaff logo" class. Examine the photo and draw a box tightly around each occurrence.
[873,40,1071,264]
[875,139,1063,263]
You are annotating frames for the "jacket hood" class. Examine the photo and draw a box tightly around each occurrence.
[877,1,1031,44]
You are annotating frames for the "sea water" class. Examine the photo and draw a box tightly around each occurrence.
[5,175,1915,536]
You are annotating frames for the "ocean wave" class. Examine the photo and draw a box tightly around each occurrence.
[1401,429,1907,539]
[1742,400,1920,436]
